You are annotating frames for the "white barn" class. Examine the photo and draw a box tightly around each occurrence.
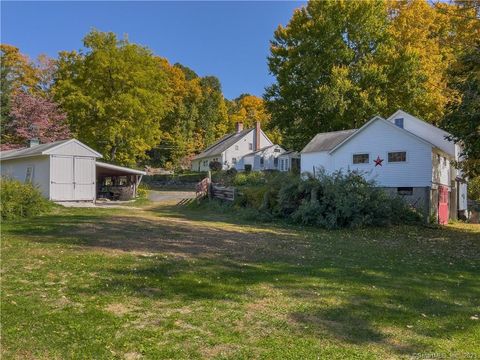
[300,110,468,223]
[0,139,146,202]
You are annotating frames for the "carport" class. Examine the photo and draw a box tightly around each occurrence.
[96,162,146,201]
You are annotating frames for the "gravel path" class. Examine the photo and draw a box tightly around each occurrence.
[147,190,196,203]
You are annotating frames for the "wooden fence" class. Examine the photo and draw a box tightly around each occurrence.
[196,173,236,202]
[211,184,236,201]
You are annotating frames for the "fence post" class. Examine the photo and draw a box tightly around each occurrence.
[208,171,212,200]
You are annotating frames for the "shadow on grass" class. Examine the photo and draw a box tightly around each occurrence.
[3,206,480,353]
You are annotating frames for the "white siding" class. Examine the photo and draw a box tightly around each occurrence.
[301,152,332,175]
[388,110,455,157]
[192,129,273,171]
[48,141,100,157]
[301,119,433,187]
[0,156,50,197]
[223,130,272,169]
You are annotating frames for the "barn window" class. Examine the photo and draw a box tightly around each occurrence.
[394,118,404,128]
[260,157,264,166]
[397,187,413,196]
[274,157,279,167]
[353,153,369,164]
[274,148,281,153]
[388,151,406,162]
[25,166,34,183]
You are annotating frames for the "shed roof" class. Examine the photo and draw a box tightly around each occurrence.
[301,129,357,153]
[193,128,260,160]
[0,139,102,161]
[243,144,279,157]
[96,162,146,176]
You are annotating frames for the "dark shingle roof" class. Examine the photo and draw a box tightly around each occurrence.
[301,129,357,153]
[193,128,253,160]
[0,139,71,160]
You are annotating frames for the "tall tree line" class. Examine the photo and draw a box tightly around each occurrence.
[0,31,272,167]
[265,0,479,175]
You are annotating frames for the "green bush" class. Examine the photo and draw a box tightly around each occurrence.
[1,177,53,220]
[223,170,422,229]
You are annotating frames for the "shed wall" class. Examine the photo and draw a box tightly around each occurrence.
[0,156,50,198]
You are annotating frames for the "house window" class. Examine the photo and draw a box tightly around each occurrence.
[397,187,413,196]
[388,151,406,162]
[394,118,404,128]
[274,157,279,167]
[260,157,264,166]
[443,157,447,166]
[353,153,369,164]
[249,143,253,150]
[235,145,239,151]
[25,166,34,183]
[232,157,237,164]
[274,148,281,153]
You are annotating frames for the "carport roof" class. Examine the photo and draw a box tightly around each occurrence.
[96,162,146,176]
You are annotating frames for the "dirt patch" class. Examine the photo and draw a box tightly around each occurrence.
[105,303,137,316]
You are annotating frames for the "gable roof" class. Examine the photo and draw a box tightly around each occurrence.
[329,116,436,154]
[387,110,451,137]
[0,139,102,161]
[301,129,357,153]
[243,144,282,157]
[193,126,270,160]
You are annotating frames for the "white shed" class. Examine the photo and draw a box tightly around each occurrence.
[1,139,102,201]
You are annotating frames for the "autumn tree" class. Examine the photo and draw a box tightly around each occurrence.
[2,92,70,150]
[54,30,173,166]
[265,0,478,150]
[228,94,281,143]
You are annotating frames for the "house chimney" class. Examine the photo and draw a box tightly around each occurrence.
[29,138,40,148]
[236,122,244,133]
[255,121,261,150]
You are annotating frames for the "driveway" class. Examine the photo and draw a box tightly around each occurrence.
[147,190,196,203]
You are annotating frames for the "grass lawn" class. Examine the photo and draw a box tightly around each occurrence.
[2,201,480,359]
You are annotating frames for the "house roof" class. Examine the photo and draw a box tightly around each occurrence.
[329,116,437,154]
[243,144,279,157]
[193,128,253,160]
[96,162,146,176]
[301,129,357,153]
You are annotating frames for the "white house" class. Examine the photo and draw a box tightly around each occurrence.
[240,144,285,171]
[301,110,468,223]
[191,121,274,172]
[0,139,146,202]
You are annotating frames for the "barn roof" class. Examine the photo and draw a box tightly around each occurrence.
[0,139,102,161]
[301,129,357,153]
[192,128,253,160]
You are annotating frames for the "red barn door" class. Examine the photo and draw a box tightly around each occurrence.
[438,186,449,225]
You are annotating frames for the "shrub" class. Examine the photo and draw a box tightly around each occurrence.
[209,161,222,171]
[1,177,53,220]
[136,182,149,199]
[214,169,422,229]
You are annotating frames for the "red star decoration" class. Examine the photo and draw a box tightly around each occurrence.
[374,156,384,167]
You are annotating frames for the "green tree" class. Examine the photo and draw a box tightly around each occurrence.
[265,0,391,150]
[442,40,480,177]
[265,0,476,150]
[54,30,172,166]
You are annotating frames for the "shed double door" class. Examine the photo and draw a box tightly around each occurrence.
[51,156,95,201]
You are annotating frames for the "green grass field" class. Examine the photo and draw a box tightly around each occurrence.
[2,202,479,359]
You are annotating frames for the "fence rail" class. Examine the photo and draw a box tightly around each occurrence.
[195,174,236,202]
[211,184,236,201]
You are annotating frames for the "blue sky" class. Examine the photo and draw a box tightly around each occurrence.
[1,1,305,99]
